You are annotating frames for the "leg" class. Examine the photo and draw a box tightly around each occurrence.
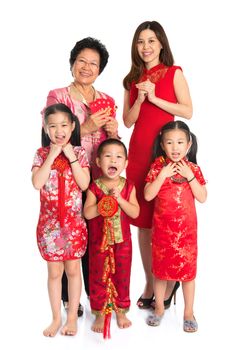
[82,190,89,296]
[182,280,198,332]
[61,269,83,317]
[147,277,166,327]
[154,277,166,317]
[81,240,89,296]
[43,262,64,337]
[114,239,132,329]
[61,260,81,336]
[61,271,68,304]
[137,228,154,304]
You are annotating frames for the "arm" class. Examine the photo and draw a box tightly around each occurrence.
[176,160,207,203]
[188,179,207,203]
[32,145,62,190]
[123,89,146,128]
[110,186,140,219]
[137,69,193,119]
[83,189,99,220]
[63,144,90,190]
[144,163,177,201]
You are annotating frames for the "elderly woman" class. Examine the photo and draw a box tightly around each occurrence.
[42,37,118,317]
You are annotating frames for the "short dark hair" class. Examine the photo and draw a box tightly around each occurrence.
[97,139,128,159]
[69,37,109,74]
[42,103,81,147]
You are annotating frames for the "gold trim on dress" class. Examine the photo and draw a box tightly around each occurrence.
[95,177,125,243]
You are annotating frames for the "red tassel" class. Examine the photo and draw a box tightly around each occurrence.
[58,174,65,227]
[103,313,111,339]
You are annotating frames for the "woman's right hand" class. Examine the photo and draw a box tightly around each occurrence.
[81,109,108,135]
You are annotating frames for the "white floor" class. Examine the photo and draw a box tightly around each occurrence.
[2,214,233,350]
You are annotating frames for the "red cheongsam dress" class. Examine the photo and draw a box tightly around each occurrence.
[126,64,182,228]
[32,146,89,261]
[145,156,206,281]
[88,177,134,313]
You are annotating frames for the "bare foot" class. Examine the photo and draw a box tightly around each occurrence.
[116,312,132,329]
[91,315,105,333]
[43,319,61,337]
[61,317,77,336]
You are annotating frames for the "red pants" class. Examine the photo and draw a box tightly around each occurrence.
[89,237,132,313]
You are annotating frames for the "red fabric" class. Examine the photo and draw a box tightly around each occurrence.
[52,153,70,227]
[88,179,133,312]
[32,146,89,261]
[146,156,206,281]
[126,64,182,228]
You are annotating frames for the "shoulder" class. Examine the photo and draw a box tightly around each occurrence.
[48,87,69,98]
[169,65,183,72]
[36,146,49,157]
[188,161,207,185]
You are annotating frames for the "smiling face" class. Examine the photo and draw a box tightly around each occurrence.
[44,112,75,146]
[72,48,100,85]
[161,129,192,162]
[137,29,163,69]
[96,144,128,180]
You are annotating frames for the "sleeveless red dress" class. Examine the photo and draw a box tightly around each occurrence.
[126,63,182,228]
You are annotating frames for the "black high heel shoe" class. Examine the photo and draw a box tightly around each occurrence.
[164,281,180,309]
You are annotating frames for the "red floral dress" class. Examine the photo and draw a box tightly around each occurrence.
[145,156,206,281]
[126,63,182,228]
[32,146,89,262]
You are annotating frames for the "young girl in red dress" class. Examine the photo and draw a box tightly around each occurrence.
[84,139,139,337]
[32,103,90,337]
[144,121,207,332]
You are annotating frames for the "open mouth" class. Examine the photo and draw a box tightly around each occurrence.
[107,166,118,176]
[55,135,66,144]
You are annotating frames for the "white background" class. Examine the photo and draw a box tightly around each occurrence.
[0,0,233,349]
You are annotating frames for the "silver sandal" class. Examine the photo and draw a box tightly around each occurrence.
[146,314,163,327]
[183,317,198,332]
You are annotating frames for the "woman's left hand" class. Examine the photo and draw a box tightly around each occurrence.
[103,117,118,138]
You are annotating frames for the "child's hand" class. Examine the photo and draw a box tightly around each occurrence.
[109,187,121,202]
[49,143,62,160]
[176,159,194,180]
[159,162,177,180]
[63,143,76,162]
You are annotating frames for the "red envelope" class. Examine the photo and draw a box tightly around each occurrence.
[89,98,116,116]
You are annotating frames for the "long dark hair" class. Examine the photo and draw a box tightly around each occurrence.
[123,21,174,89]
[41,103,81,147]
[152,121,198,164]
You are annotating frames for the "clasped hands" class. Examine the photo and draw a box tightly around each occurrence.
[135,79,155,103]
[160,159,194,181]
